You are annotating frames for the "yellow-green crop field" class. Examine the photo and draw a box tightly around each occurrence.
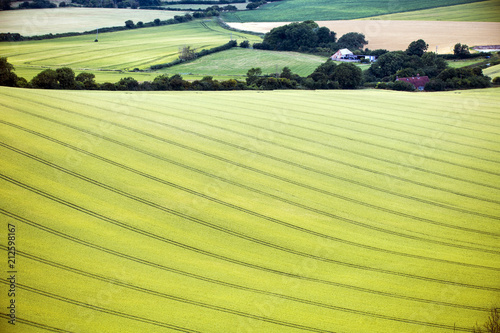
[0,20,262,80]
[0,86,499,332]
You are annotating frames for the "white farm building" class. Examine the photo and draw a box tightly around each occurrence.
[330,49,377,62]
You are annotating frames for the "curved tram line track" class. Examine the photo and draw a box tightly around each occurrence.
[0,246,480,332]
[7,92,500,221]
[99,94,500,201]
[1,122,500,261]
[1,164,499,292]
[2,100,500,241]
[1,115,499,252]
[0,211,490,330]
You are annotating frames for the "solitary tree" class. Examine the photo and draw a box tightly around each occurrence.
[406,39,428,57]
[280,67,293,79]
[179,46,196,61]
[125,20,135,29]
[454,43,470,57]
[246,67,262,85]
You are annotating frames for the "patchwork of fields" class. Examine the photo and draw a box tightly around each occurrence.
[0,20,262,79]
[0,86,499,332]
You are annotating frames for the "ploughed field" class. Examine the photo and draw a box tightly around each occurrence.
[0,86,499,332]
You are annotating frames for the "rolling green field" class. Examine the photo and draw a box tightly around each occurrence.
[362,0,500,22]
[484,64,500,78]
[160,48,328,77]
[1,86,499,332]
[0,20,262,81]
[223,0,485,22]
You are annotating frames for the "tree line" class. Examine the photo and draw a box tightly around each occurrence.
[0,56,363,91]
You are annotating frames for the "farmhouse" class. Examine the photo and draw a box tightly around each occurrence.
[330,49,377,63]
[396,74,430,90]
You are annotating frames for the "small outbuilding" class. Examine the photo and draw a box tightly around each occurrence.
[396,74,430,91]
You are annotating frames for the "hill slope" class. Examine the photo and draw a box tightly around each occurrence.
[162,48,327,77]
[223,0,485,22]
[1,86,499,333]
[361,0,500,22]
[0,20,262,80]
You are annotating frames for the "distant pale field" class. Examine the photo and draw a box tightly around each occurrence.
[362,0,500,22]
[0,86,499,333]
[165,3,248,10]
[0,8,188,36]
[228,21,500,53]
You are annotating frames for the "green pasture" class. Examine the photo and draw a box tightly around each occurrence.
[484,63,500,78]
[223,0,485,22]
[0,20,262,79]
[362,0,500,22]
[0,86,499,333]
[161,48,328,77]
[446,57,490,68]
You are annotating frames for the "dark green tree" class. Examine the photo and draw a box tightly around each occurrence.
[262,21,321,51]
[151,75,170,90]
[316,26,336,44]
[56,67,76,89]
[406,39,428,57]
[0,57,19,87]
[280,67,293,79]
[125,20,135,29]
[116,77,139,90]
[333,62,362,89]
[76,72,98,90]
[337,32,367,50]
[453,43,470,57]
[31,69,59,89]
[368,51,406,79]
[246,67,262,85]
[0,0,11,10]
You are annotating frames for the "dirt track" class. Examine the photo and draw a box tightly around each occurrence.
[228,20,500,53]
